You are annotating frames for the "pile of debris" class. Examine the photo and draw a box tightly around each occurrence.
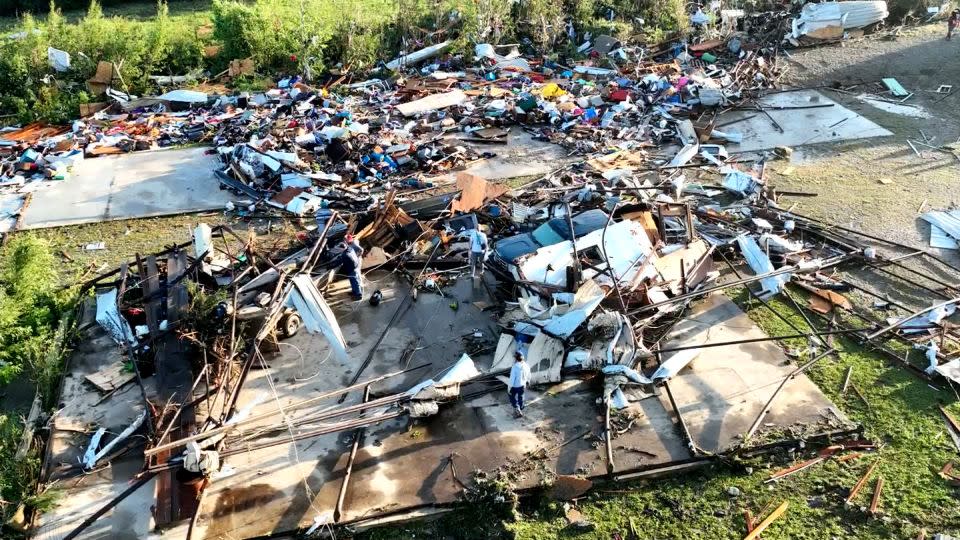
[16,2,960,536]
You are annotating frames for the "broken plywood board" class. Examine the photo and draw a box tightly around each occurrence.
[84,360,135,393]
[449,172,510,213]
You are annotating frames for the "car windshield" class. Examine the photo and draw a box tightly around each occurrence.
[531,221,566,246]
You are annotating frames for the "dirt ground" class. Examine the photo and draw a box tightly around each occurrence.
[757,23,960,260]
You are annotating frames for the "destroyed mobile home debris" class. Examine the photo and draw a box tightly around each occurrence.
[4,2,960,538]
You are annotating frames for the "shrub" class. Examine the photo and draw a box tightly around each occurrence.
[0,236,70,389]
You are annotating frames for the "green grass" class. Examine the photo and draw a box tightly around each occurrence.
[363,287,960,540]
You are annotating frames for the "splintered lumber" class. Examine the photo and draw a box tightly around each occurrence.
[869,476,884,515]
[766,456,825,483]
[743,501,788,540]
[846,460,879,503]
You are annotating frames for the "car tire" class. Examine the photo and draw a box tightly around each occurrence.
[281,312,302,338]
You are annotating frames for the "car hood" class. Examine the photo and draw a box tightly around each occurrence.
[494,234,541,263]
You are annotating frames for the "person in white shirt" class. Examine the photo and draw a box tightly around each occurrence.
[467,227,488,278]
[508,351,531,417]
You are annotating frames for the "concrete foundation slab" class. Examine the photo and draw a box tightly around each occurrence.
[192,281,850,538]
[21,147,237,229]
[34,300,157,540]
[718,90,893,152]
[36,274,850,540]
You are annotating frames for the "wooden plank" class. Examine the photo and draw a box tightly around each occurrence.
[846,460,879,503]
[84,361,136,393]
[743,501,788,540]
[869,476,884,515]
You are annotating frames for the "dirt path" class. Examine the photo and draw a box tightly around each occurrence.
[759,24,960,262]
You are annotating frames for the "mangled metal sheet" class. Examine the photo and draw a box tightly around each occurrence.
[516,219,658,289]
[408,353,481,400]
[95,288,136,345]
[935,358,960,385]
[736,235,787,296]
[789,1,888,39]
[286,275,348,359]
[526,331,565,384]
[887,302,956,334]
[395,90,467,117]
[542,279,605,338]
[921,210,960,250]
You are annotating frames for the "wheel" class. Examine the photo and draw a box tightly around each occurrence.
[280,312,302,338]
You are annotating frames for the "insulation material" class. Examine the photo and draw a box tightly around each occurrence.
[95,288,136,345]
[736,235,787,296]
[287,275,348,360]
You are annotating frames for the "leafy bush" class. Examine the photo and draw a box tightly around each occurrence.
[0,414,42,524]
[0,235,71,390]
[0,1,206,124]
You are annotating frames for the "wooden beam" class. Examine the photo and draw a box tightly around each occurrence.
[743,501,788,540]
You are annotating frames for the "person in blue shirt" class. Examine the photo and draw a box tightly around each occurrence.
[340,235,363,299]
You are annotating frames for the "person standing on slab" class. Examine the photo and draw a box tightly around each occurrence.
[340,239,363,299]
[468,226,489,278]
[508,352,531,417]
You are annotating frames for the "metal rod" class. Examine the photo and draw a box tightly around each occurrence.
[604,401,614,474]
[663,379,698,456]
[62,473,156,540]
[335,385,370,522]
[628,254,850,316]
[655,327,874,354]
[744,296,960,440]
[145,365,427,457]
